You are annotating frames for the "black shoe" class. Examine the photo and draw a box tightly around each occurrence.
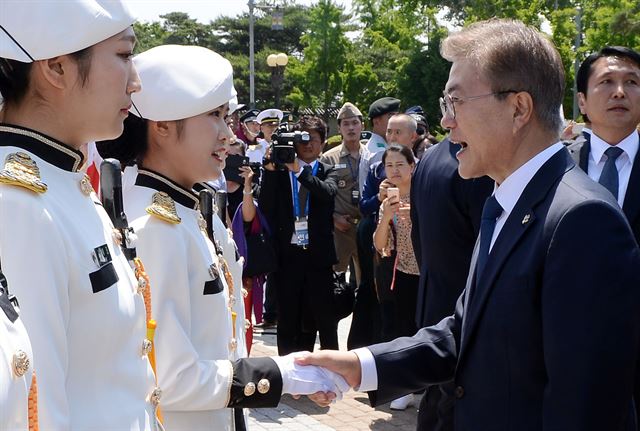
[255,320,277,329]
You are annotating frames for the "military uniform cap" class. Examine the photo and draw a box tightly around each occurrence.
[337,102,362,120]
[130,45,237,121]
[240,109,260,124]
[368,97,401,119]
[257,109,283,125]
[405,105,425,115]
[0,0,135,63]
[229,97,244,114]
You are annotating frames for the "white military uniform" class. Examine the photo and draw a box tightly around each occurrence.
[0,291,33,431]
[246,139,269,164]
[0,126,159,430]
[358,132,387,193]
[124,168,281,431]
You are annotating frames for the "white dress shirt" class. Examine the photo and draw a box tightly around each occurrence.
[586,130,638,207]
[355,142,565,391]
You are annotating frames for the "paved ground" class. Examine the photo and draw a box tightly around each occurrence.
[246,315,418,431]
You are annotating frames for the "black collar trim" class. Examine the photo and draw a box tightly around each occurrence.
[0,124,84,172]
[136,169,199,210]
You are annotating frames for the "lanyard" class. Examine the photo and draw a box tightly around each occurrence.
[291,161,320,219]
[346,154,358,182]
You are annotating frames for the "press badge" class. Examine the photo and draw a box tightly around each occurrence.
[294,217,309,247]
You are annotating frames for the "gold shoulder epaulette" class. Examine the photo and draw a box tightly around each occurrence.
[146,191,181,224]
[0,152,47,193]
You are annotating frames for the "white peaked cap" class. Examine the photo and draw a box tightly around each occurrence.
[131,45,237,121]
[0,0,135,63]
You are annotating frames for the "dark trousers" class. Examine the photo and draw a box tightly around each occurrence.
[417,383,456,431]
[393,270,419,338]
[348,216,381,349]
[275,244,338,356]
[263,273,278,323]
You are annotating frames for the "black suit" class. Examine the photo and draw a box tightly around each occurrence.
[259,162,339,355]
[367,147,640,430]
[410,139,493,430]
[567,131,640,423]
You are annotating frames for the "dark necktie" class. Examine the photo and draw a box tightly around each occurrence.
[598,146,624,200]
[475,195,503,282]
[297,165,312,218]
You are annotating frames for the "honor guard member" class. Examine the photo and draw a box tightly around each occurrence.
[0,1,161,429]
[97,45,349,431]
[248,108,283,164]
[320,102,364,285]
[238,108,261,146]
[0,266,36,430]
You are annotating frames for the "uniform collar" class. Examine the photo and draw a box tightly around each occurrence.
[135,168,199,210]
[339,142,362,158]
[0,124,84,172]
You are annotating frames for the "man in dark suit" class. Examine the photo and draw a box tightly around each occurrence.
[259,115,339,356]
[568,45,640,424]
[410,138,493,430]
[298,20,640,430]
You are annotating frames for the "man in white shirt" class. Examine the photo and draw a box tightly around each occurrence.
[296,19,640,431]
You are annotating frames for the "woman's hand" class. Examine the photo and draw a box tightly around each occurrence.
[239,165,254,192]
[380,194,400,222]
[378,179,394,202]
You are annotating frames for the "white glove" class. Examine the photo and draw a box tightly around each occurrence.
[272,352,351,401]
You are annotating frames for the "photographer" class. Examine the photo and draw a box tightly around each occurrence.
[258,115,339,355]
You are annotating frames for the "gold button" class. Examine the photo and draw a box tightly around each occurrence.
[141,339,153,356]
[198,213,207,232]
[112,229,123,246]
[229,338,237,351]
[257,378,270,394]
[244,319,251,330]
[137,276,147,294]
[243,382,256,397]
[209,264,219,280]
[12,350,30,378]
[229,295,236,306]
[80,174,93,195]
[149,387,162,406]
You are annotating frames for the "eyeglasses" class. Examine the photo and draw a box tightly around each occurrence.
[439,90,518,119]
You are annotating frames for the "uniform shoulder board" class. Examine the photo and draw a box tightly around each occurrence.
[0,152,48,193]
[146,191,181,224]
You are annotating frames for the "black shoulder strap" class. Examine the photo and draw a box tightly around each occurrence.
[0,258,19,322]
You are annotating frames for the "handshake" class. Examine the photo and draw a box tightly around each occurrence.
[272,350,363,407]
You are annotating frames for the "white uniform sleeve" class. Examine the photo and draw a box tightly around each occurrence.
[0,187,71,429]
[135,219,235,411]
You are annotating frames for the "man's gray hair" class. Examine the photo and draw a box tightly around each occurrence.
[389,113,418,132]
[441,19,565,133]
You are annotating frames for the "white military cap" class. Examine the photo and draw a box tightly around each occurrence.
[131,45,237,121]
[256,109,283,125]
[337,102,362,120]
[0,0,135,63]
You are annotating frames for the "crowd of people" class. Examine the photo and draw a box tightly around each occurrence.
[1,1,640,431]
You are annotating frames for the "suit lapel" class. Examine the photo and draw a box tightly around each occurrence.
[457,148,575,367]
[622,132,640,227]
[579,134,590,172]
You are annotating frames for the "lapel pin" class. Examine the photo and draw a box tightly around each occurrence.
[522,214,531,225]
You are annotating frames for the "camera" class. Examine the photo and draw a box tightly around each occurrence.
[264,123,310,170]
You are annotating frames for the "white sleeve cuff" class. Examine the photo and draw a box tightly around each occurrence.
[352,348,378,392]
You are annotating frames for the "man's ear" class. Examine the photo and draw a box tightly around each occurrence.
[150,120,172,138]
[577,92,587,115]
[511,91,534,133]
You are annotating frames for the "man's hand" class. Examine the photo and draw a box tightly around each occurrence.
[284,158,301,174]
[295,350,362,390]
[333,214,352,232]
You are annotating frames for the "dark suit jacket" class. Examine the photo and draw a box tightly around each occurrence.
[368,147,640,430]
[411,139,493,327]
[258,162,338,268]
[566,131,640,243]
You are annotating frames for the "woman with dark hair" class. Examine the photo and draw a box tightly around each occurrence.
[373,144,420,411]
[97,44,347,431]
[0,2,162,429]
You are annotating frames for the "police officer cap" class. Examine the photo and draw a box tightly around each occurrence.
[405,105,425,116]
[257,109,283,125]
[337,102,362,120]
[0,0,135,63]
[368,97,401,119]
[240,109,260,124]
[130,45,236,121]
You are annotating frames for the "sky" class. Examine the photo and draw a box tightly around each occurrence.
[128,0,354,24]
